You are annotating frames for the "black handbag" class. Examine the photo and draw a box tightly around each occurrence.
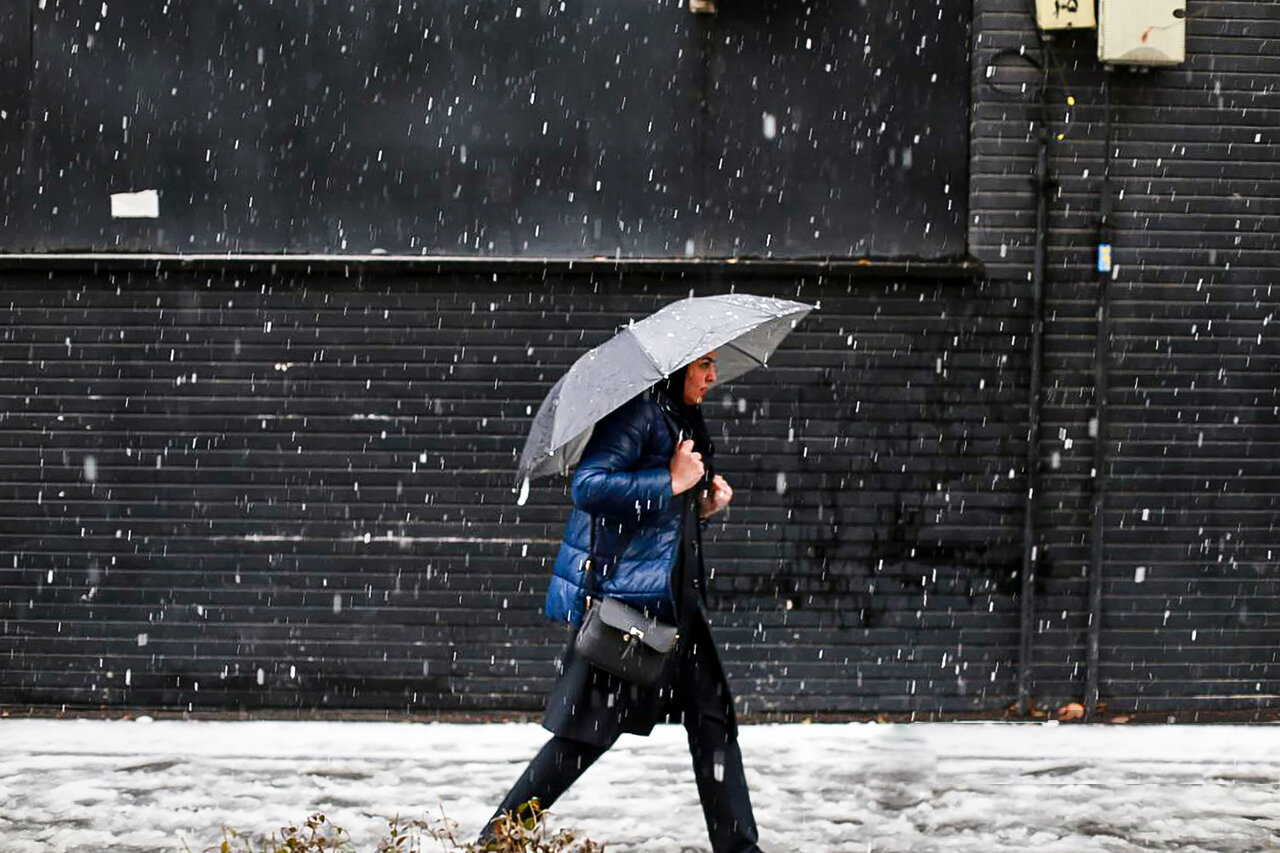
[575,597,679,686]
[573,516,679,686]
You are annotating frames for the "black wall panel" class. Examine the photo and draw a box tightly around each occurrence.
[0,268,1026,715]
[1,0,969,260]
[971,0,1280,714]
[0,0,31,237]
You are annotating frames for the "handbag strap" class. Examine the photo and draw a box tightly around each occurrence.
[582,512,598,606]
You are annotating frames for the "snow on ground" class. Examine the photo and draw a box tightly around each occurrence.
[2,719,1279,853]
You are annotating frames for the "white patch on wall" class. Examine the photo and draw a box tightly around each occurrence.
[110,189,160,219]
[762,112,778,140]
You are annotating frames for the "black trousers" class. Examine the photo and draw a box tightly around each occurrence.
[484,713,762,853]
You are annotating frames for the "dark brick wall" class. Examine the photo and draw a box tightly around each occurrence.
[972,0,1280,713]
[0,267,1027,715]
[4,0,1279,719]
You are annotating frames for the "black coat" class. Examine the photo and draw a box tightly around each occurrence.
[542,495,737,748]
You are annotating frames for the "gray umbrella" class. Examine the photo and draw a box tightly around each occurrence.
[515,293,815,492]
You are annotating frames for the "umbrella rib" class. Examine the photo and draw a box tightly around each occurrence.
[631,327,669,376]
[722,339,768,368]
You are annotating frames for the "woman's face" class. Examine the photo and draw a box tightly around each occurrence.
[683,352,718,405]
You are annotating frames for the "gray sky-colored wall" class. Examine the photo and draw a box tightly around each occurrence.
[0,0,970,259]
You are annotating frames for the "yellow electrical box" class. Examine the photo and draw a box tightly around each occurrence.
[1098,0,1186,65]
[1035,0,1096,31]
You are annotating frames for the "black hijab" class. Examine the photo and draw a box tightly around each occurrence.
[652,364,714,485]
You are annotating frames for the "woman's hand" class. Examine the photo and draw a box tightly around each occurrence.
[669,439,705,495]
[698,474,733,519]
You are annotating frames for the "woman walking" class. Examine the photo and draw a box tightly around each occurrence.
[483,350,766,853]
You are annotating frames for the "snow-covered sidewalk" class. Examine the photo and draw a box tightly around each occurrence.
[2,718,1279,853]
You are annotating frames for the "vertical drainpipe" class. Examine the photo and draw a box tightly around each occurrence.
[1086,73,1114,719]
[1018,56,1051,717]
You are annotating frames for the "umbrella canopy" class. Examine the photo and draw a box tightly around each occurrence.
[516,293,815,489]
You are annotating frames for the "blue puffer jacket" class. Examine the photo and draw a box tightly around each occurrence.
[544,392,684,626]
